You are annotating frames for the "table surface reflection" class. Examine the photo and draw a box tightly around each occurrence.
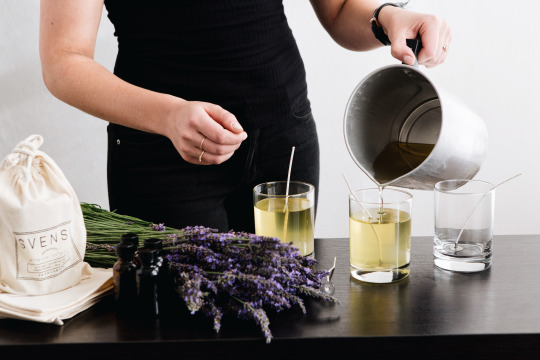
[1,235,540,360]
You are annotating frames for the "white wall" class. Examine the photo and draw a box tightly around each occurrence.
[2,1,539,238]
[0,0,115,213]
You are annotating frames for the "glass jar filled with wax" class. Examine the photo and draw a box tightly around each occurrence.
[349,188,412,283]
[253,181,315,256]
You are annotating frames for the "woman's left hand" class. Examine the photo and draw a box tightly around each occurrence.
[378,6,452,67]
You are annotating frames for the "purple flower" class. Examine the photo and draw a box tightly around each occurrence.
[86,243,116,252]
[92,224,338,343]
[151,223,166,231]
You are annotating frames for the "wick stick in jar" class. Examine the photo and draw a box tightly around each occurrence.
[282,147,295,244]
[342,172,384,266]
[453,173,521,250]
[342,172,378,222]
[284,146,295,211]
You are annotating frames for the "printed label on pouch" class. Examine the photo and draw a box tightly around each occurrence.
[13,220,83,281]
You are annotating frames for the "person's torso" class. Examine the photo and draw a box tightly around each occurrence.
[104,0,310,129]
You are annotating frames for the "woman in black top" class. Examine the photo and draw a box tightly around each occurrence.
[39,1,451,232]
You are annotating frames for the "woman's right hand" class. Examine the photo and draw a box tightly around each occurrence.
[165,99,248,165]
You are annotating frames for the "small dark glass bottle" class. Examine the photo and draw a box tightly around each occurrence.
[137,248,160,318]
[143,238,164,268]
[121,232,140,267]
[121,232,139,248]
[113,242,137,315]
[144,238,175,313]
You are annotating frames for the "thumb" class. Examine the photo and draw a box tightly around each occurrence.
[203,103,244,134]
[389,32,416,65]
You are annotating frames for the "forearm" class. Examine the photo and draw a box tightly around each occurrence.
[41,51,178,136]
[310,0,450,67]
[310,0,383,51]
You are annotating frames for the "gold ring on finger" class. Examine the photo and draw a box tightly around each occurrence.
[199,136,206,150]
[198,150,205,163]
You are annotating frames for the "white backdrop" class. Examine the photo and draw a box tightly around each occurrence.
[1,1,539,238]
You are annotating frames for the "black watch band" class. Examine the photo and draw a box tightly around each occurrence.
[370,3,405,46]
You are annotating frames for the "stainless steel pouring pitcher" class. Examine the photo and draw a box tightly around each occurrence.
[343,41,488,190]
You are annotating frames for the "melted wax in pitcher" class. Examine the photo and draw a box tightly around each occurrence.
[372,141,435,185]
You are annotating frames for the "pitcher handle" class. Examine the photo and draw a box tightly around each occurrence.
[405,38,422,68]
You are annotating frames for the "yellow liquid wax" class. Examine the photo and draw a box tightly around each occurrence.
[254,197,314,256]
[349,208,411,272]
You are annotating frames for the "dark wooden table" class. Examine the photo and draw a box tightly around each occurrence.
[1,235,540,360]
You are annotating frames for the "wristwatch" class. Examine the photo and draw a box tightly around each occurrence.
[370,3,405,46]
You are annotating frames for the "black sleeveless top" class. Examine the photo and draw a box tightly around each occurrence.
[104,0,311,130]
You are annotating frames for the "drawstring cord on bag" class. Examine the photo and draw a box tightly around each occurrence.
[2,135,44,181]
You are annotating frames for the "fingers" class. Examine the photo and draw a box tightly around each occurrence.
[384,10,452,68]
[428,30,452,67]
[199,106,248,147]
[389,32,416,66]
[197,134,242,155]
[192,133,242,165]
[416,16,452,68]
[194,147,235,165]
[168,101,248,165]
[202,102,244,134]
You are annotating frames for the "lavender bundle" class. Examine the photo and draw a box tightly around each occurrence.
[82,202,181,268]
[81,203,338,343]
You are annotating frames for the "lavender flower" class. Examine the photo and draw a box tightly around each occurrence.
[243,301,272,344]
[86,243,116,252]
[162,226,337,343]
[151,223,166,231]
[83,214,338,344]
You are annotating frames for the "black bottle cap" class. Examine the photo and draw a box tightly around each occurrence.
[138,248,157,267]
[121,233,139,247]
[116,242,136,260]
[144,238,163,251]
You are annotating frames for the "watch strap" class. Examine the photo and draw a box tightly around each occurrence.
[370,3,405,46]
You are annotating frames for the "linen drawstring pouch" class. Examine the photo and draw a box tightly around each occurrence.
[0,135,92,295]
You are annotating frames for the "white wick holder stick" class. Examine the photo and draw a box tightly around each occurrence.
[284,147,295,211]
[454,173,522,248]
[342,172,378,221]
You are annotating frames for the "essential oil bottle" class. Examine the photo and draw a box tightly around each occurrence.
[143,238,164,268]
[121,232,140,267]
[120,232,139,248]
[137,248,160,318]
[144,238,174,313]
[113,242,138,315]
